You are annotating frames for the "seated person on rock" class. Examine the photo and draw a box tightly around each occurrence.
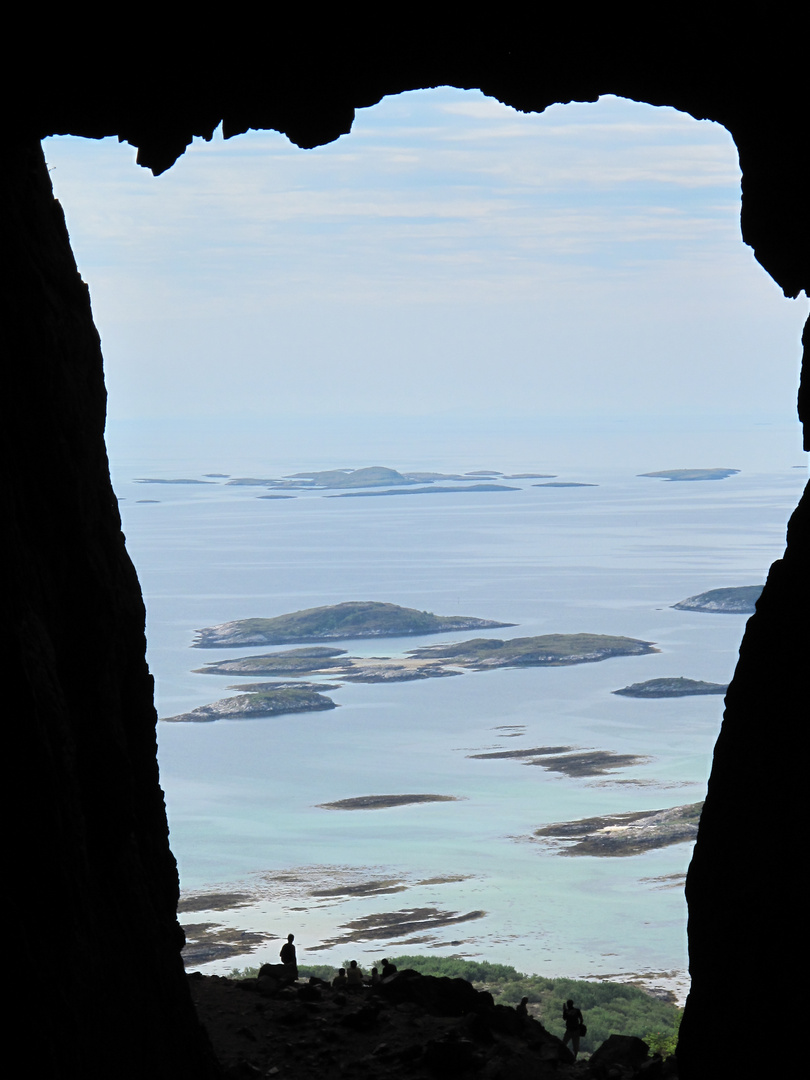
[380,958,397,978]
[346,960,364,989]
[332,968,348,989]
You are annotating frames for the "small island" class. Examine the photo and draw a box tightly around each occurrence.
[220,465,557,491]
[408,633,658,669]
[193,601,514,648]
[161,684,337,723]
[533,482,597,488]
[227,466,417,490]
[316,794,461,810]
[194,647,461,681]
[195,633,659,681]
[328,483,518,497]
[638,469,739,482]
[673,585,762,613]
[134,477,216,484]
[532,802,703,856]
[613,677,728,698]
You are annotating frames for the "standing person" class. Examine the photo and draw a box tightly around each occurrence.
[279,933,298,979]
[562,998,584,1059]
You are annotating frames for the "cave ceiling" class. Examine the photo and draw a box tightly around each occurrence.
[10,17,808,302]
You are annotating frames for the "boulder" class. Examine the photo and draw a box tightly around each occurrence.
[589,1034,651,1077]
[376,971,491,1017]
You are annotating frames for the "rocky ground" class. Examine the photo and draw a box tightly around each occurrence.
[189,968,677,1079]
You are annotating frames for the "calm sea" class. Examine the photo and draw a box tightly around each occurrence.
[112,434,806,999]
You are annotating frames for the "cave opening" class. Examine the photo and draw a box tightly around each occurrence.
[43,88,807,1002]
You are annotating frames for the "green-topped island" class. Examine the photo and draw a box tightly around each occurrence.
[194,632,658,682]
[193,601,514,648]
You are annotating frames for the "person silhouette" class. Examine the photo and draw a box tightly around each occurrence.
[562,998,584,1059]
[279,933,298,979]
[516,996,529,1022]
[346,959,364,990]
[380,958,397,978]
[332,967,348,989]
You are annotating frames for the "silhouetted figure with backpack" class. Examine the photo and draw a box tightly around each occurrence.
[562,998,584,1059]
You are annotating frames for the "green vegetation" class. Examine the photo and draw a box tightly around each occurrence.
[385,956,681,1054]
[195,647,347,676]
[642,1014,681,1058]
[410,633,658,668]
[193,601,512,648]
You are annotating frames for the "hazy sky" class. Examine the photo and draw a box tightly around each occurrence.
[45,89,807,470]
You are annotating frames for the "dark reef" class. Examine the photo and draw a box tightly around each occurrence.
[532,803,704,857]
[316,794,462,810]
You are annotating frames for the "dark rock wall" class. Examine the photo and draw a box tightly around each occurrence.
[680,476,809,1076]
[2,20,807,1079]
[1,142,218,1079]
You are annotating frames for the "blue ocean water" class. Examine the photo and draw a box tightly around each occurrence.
[112,441,806,998]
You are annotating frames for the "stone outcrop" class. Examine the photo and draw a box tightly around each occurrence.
[2,142,219,1078]
[189,970,578,1076]
[2,17,807,1079]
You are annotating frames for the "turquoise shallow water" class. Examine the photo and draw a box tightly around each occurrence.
[113,452,806,998]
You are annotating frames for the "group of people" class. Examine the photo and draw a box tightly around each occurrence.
[329,957,398,989]
[277,935,585,1059]
[278,936,398,990]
